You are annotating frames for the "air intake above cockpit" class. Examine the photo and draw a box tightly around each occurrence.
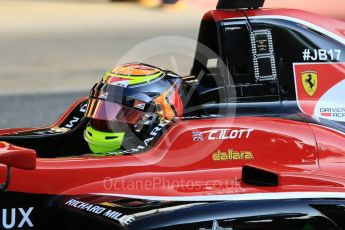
[217,0,265,10]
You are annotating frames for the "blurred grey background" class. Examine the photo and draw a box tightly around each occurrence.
[0,0,344,128]
[0,0,205,128]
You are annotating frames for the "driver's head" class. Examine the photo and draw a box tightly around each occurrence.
[84,63,184,153]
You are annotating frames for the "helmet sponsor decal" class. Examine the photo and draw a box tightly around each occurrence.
[98,91,109,100]
[294,62,345,122]
[133,100,146,111]
[109,78,130,88]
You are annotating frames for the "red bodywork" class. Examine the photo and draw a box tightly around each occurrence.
[0,95,345,197]
[0,8,345,199]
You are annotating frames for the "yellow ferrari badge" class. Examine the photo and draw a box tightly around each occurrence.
[302,71,318,96]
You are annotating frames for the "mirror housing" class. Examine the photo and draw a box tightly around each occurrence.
[0,142,36,170]
[0,142,36,192]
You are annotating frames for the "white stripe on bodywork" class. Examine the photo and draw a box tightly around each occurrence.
[309,123,345,136]
[91,192,345,202]
[132,203,207,218]
[225,15,345,45]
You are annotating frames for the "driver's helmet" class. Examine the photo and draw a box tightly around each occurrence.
[84,63,185,153]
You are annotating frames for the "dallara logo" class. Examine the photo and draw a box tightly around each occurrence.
[212,149,253,161]
[301,70,318,96]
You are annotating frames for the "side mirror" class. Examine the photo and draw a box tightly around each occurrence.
[0,142,36,191]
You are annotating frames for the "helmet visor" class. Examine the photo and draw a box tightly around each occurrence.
[85,98,147,125]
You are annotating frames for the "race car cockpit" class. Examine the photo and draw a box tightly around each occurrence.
[0,0,344,158]
[0,63,187,157]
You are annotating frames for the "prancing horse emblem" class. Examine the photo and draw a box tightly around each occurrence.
[301,71,318,96]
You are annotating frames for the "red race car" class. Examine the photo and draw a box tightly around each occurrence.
[0,0,344,229]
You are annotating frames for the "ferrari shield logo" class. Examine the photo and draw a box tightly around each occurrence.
[302,71,318,96]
